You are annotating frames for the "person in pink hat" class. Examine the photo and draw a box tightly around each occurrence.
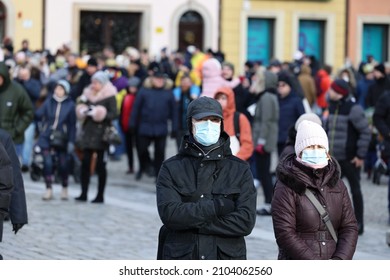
[271,120,358,260]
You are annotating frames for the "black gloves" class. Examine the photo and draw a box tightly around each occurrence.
[213,198,235,216]
[12,223,24,234]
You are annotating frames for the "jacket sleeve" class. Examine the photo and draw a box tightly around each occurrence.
[2,130,27,225]
[373,94,390,139]
[255,95,279,152]
[156,163,217,230]
[0,141,13,216]
[15,86,34,138]
[67,103,77,143]
[129,89,144,128]
[169,91,178,133]
[350,105,371,159]
[198,168,257,237]
[331,181,358,260]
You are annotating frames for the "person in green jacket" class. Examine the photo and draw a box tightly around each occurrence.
[0,61,34,158]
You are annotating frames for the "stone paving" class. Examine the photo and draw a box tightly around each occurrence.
[0,139,389,260]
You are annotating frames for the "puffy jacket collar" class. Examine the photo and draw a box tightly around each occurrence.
[276,153,341,194]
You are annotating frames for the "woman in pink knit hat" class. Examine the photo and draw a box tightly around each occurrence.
[271,120,358,259]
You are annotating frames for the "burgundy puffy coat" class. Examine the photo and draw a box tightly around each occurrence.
[271,154,358,260]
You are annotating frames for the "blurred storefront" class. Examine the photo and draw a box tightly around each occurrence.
[220,0,347,74]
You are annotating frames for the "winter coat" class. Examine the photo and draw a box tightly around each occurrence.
[356,78,375,110]
[200,58,240,98]
[325,98,370,161]
[365,77,390,108]
[75,82,117,150]
[0,128,27,228]
[373,91,390,157]
[110,72,128,113]
[173,85,200,131]
[231,83,253,124]
[272,154,358,260]
[298,65,317,107]
[0,62,34,144]
[315,69,332,109]
[130,86,178,137]
[35,95,76,149]
[120,92,136,133]
[70,71,92,101]
[277,91,305,145]
[252,90,279,153]
[15,77,42,108]
[156,132,257,260]
[0,132,13,242]
[214,87,253,161]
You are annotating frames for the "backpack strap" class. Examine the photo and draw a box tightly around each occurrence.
[233,111,240,142]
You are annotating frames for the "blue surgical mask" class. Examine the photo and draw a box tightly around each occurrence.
[193,120,221,146]
[301,148,328,165]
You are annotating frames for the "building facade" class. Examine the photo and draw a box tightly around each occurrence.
[220,0,347,74]
[0,0,44,52]
[1,0,389,73]
[44,0,219,56]
[347,0,390,66]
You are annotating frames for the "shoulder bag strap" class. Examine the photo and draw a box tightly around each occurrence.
[233,111,240,142]
[305,188,338,242]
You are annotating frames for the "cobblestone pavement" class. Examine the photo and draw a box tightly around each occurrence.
[1,139,389,260]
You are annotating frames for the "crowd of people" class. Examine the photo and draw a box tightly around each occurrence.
[1,36,390,259]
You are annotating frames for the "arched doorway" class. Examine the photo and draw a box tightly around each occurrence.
[178,11,204,52]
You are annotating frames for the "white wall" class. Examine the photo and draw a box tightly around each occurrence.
[45,0,219,56]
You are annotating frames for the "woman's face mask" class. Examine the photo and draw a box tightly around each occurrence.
[301,148,329,166]
[192,119,221,146]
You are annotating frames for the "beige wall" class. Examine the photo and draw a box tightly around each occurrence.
[221,0,347,75]
[4,0,44,51]
[348,0,390,66]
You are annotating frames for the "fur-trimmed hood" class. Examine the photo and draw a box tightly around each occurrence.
[82,82,117,103]
[276,153,341,195]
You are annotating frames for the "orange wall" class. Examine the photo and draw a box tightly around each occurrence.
[348,0,390,65]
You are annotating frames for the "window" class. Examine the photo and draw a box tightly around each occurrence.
[362,24,388,62]
[79,11,141,55]
[299,20,325,64]
[247,18,274,66]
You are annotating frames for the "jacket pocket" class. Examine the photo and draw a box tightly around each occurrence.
[216,238,246,260]
[212,186,240,201]
[163,242,196,260]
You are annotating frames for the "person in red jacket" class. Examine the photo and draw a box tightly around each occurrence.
[315,65,332,113]
[120,76,140,174]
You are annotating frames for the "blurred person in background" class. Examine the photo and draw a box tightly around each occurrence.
[34,80,76,200]
[75,71,117,203]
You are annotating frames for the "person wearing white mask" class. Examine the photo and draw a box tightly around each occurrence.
[271,120,358,259]
[156,96,257,260]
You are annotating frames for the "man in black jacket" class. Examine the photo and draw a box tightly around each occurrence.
[373,90,390,225]
[0,128,20,260]
[156,96,257,260]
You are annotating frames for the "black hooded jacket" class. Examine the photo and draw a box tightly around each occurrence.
[156,132,257,259]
